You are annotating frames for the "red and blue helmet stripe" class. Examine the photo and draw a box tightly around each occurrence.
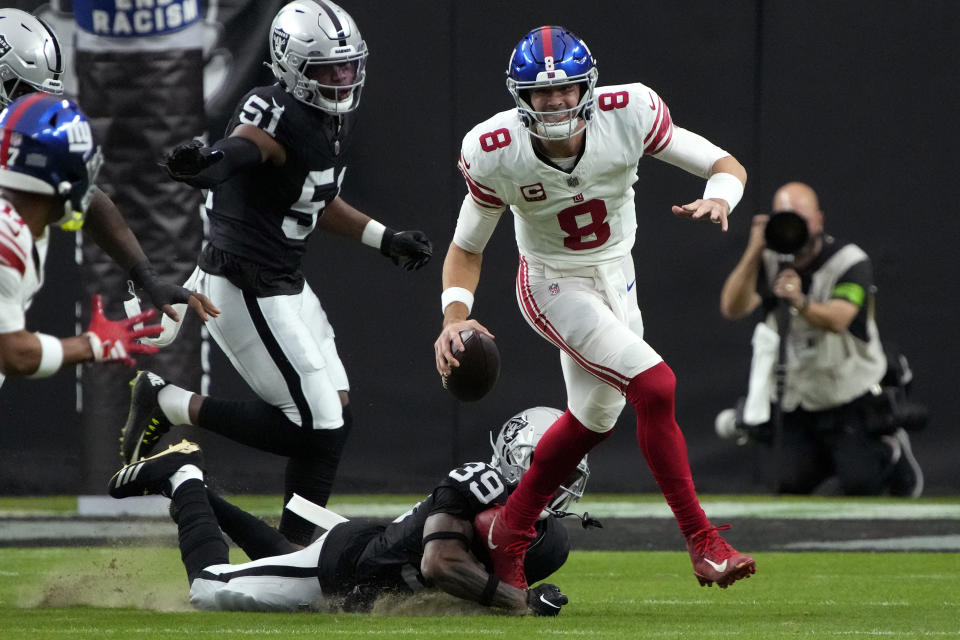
[505,26,599,140]
[506,26,596,86]
[0,94,102,227]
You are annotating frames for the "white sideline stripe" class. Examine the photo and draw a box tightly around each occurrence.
[784,535,960,551]
[58,496,960,520]
[573,500,960,520]
[77,495,169,516]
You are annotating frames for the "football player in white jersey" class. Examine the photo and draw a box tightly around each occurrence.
[0,94,162,385]
[434,26,756,590]
[0,8,219,326]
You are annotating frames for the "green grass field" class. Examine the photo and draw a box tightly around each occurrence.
[1,548,958,639]
[2,494,958,638]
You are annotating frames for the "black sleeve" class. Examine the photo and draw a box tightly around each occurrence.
[427,462,509,520]
[524,517,571,584]
[832,259,874,305]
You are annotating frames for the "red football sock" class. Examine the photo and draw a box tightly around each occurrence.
[503,409,610,531]
[626,362,711,538]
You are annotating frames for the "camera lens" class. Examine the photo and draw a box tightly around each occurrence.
[765,210,809,254]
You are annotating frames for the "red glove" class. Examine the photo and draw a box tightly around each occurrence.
[85,294,163,366]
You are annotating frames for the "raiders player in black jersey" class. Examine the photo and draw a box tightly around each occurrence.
[108,407,589,615]
[119,1,433,547]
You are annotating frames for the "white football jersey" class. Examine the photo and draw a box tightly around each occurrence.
[0,199,48,334]
[457,82,682,267]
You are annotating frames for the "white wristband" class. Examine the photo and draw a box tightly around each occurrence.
[361,219,387,249]
[85,331,104,362]
[703,172,744,212]
[27,333,64,378]
[441,287,474,315]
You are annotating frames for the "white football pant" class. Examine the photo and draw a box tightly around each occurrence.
[189,535,328,611]
[196,270,349,429]
[516,254,663,432]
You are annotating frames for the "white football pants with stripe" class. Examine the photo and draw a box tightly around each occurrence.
[189,535,329,611]
[516,253,664,432]
[196,270,349,429]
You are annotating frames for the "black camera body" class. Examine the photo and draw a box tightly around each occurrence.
[864,384,928,435]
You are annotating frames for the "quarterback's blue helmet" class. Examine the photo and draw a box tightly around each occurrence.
[506,26,598,140]
[0,93,102,230]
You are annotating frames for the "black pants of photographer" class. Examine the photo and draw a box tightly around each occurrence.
[769,395,895,495]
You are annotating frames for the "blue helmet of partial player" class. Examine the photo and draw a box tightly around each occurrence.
[491,406,590,518]
[268,0,368,115]
[0,9,64,108]
[505,26,598,141]
[0,94,102,230]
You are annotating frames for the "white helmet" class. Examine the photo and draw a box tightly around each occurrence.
[268,0,368,115]
[490,407,590,518]
[0,9,63,108]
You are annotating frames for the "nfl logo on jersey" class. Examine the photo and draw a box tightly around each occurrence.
[549,283,560,296]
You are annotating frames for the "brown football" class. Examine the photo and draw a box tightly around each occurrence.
[442,329,501,402]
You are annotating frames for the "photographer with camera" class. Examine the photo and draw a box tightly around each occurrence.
[718,182,923,497]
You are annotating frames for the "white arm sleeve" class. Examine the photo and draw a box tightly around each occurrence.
[451,194,504,254]
[652,126,730,179]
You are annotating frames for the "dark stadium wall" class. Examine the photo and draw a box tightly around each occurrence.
[1,0,956,497]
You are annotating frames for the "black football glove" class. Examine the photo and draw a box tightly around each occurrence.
[161,139,224,188]
[380,228,433,271]
[129,262,192,310]
[526,583,568,616]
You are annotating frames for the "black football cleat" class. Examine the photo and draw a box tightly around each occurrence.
[120,370,172,464]
[109,439,203,499]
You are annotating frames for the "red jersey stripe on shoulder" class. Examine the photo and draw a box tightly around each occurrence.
[0,229,27,261]
[644,97,674,155]
[460,167,505,209]
[458,155,505,209]
[0,239,26,275]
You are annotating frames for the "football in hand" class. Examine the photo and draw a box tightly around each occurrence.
[442,329,501,402]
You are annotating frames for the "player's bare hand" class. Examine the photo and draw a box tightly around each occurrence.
[130,263,219,322]
[672,198,730,231]
[160,292,220,323]
[434,319,493,375]
[185,292,220,322]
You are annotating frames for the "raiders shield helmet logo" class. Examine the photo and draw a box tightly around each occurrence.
[500,416,527,445]
[272,28,290,56]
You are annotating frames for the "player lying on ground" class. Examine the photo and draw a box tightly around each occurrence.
[108,407,589,614]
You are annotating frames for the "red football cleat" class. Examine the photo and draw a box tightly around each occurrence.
[473,505,536,589]
[686,524,756,588]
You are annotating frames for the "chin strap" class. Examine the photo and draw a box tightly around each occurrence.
[551,510,603,529]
